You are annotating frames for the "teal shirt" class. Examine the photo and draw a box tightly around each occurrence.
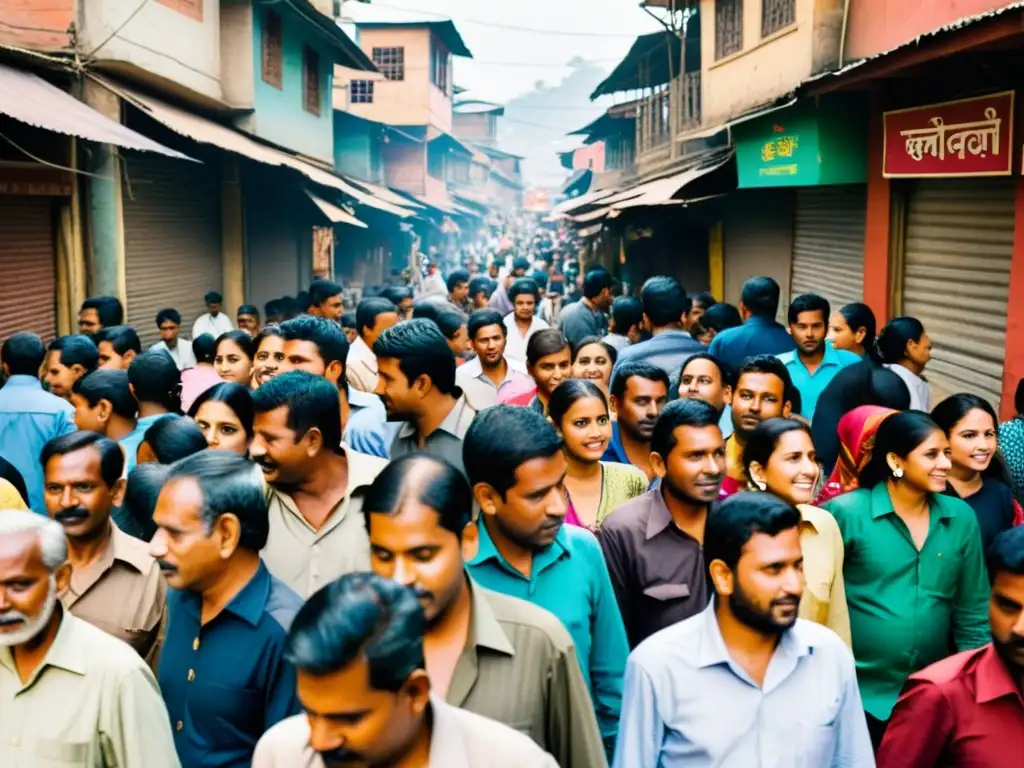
[778,342,860,422]
[467,520,628,748]
[824,484,990,720]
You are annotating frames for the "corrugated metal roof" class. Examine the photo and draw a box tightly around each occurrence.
[305,190,368,228]
[356,19,473,58]
[590,31,681,99]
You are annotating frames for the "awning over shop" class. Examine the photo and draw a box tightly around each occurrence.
[608,152,734,210]
[0,64,191,160]
[562,168,592,197]
[578,223,603,238]
[98,78,417,219]
[551,187,619,215]
[305,190,367,228]
[590,31,681,99]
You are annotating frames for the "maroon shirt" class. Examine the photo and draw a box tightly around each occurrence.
[877,643,1024,767]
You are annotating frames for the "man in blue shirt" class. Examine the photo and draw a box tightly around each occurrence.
[777,294,860,422]
[614,493,873,767]
[120,350,179,473]
[464,405,629,756]
[708,277,796,369]
[0,332,75,511]
[150,450,302,768]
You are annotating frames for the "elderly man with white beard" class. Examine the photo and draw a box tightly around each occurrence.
[0,510,180,767]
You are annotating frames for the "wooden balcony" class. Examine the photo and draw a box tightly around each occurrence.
[677,71,701,132]
[636,87,672,171]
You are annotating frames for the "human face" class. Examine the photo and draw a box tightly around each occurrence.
[513,293,536,322]
[679,358,731,412]
[990,569,1024,676]
[253,335,285,387]
[488,264,499,279]
[470,324,507,369]
[78,309,101,335]
[527,348,571,399]
[558,396,611,462]
[472,291,489,309]
[397,297,414,320]
[655,425,725,505]
[375,357,422,421]
[446,325,470,357]
[297,659,428,768]
[215,339,252,384]
[343,326,358,345]
[571,343,613,392]
[0,532,65,648]
[43,350,83,400]
[594,288,612,311]
[948,408,997,477]
[477,452,568,551]
[280,339,343,387]
[906,331,933,371]
[69,393,108,434]
[826,311,863,354]
[206,302,223,316]
[687,299,708,331]
[317,293,344,322]
[694,325,715,345]
[159,320,180,344]
[149,476,232,592]
[789,310,827,358]
[615,376,669,442]
[43,446,123,541]
[891,429,952,493]
[450,282,469,304]
[369,501,465,624]
[237,314,259,335]
[750,429,819,505]
[250,405,319,485]
[97,341,133,370]
[194,400,249,456]
[724,528,804,635]
[364,312,400,349]
[731,372,789,440]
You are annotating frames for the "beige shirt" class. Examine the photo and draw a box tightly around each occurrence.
[345,335,379,393]
[61,522,167,667]
[252,696,559,768]
[0,611,180,768]
[798,504,852,647]
[262,446,388,597]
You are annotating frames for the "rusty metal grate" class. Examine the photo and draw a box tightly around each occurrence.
[715,0,743,59]
[762,0,796,37]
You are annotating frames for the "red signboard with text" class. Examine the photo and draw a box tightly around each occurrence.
[882,91,1014,178]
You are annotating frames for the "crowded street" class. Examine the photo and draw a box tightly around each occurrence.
[3,1,1024,767]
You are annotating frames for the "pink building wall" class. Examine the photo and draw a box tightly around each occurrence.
[573,142,605,173]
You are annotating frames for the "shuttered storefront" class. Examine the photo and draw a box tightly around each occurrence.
[0,197,57,342]
[245,185,308,317]
[902,178,1014,409]
[723,189,794,322]
[123,152,222,347]
[791,185,867,309]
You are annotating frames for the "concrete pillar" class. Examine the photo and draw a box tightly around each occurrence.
[708,220,724,300]
[862,90,892,324]
[221,157,246,315]
[999,176,1024,420]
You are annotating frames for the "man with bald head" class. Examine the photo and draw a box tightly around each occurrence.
[0,510,179,767]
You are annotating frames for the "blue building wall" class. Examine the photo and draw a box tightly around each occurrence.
[333,114,382,182]
[252,5,334,161]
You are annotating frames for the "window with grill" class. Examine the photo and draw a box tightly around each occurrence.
[351,80,374,104]
[715,0,743,60]
[303,47,321,116]
[762,0,795,37]
[372,47,405,81]
[262,11,283,89]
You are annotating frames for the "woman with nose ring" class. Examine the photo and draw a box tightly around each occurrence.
[548,380,647,530]
[742,417,851,645]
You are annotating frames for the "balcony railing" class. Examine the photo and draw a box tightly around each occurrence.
[637,87,671,155]
[677,71,701,132]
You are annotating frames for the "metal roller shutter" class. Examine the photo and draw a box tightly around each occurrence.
[723,189,794,322]
[123,152,222,347]
[0,197,57,342]
[245,192,303,319]
[903,178,1014,409]
[791,185,866,309]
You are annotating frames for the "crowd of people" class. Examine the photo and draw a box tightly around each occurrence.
[0,228,1023,767]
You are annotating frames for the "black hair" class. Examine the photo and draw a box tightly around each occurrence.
[127,350,181,412]
[988,526,1024,577]
[188,382,255,440]
[468,276,494,300]
[435,308,468,341]
[309,279,343,307]
[340,311,356,329]
[548,379,607,426]
[468,309,506,340]
[237,304,259,319]
[167,450,269,552]
[72,369,137,419]
[48,334,100,373]
[192,333,217,365]
[859,410,944,489]
[41,431,124,488]
[530,270,549,291]
[215,330,256,362]
[355,297,397,337]
[81,296,124,327]
[252,325,283,353]
[699,302,743,334]
[641,276,688,328]
[382,286,412,306]
[741,418,813,477]
[611,360,670,402]
[512,257,531,273]
[373,319,457,396]
[525,328,569,367]
[787,293,830,326]
[1,332,46,376]
[96,325,142,356]
[691,291,717,312]
[155,308,181,327]
[931,394,1010,483]
[285,572,425,689]
[142,415,208,464]
[736,355,800,414]
[740,277,781,318]
[279,315,349,369]
[296,290,311,312]
[251,371,342,452]
[411,300,440,322]
[704,492,802,574]
[264,298,282,322]
[680,352,737,389]
[610,296,643,334]
[446,269,470,293]
[117,463,168,542]
[582,268,613,300]
[571,336,617,366]
[363,454,473,541]
[507,277,540,303]
[463,405,563,497]
[651,398,721,458]
[278,295,301,320]
[1016,378,1024,418]
[204,291,223,304]
[838,302,877,351]
[876,317,926,365]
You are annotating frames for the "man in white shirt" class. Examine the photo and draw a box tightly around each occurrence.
[502,277,549,363]
[191,291,234,341]
[347,297,400,393]
[149,308,196,371]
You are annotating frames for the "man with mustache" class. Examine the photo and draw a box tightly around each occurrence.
[41,431,166,665]
[149,450,303,768]
[600,399,725,648]
[251,371,386,598]
[364,454,607,767]
[877,524,1024,765]
[464,406,629,758]
[614,493,872,767]
[252,572,559,767]
[604,362,671,482]
[0,510,179,767]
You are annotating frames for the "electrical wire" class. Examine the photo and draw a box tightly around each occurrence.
[0,19,70,35]
[0,130,115,182]
[85,0,151,58]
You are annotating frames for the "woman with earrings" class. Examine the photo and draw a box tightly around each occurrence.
[823,410,990,749]
[742,418,850,645]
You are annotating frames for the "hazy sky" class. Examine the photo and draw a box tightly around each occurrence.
[343,0,662,102]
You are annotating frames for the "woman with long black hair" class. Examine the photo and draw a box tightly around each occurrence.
[876,316,932,410]
[827,302,877,358]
